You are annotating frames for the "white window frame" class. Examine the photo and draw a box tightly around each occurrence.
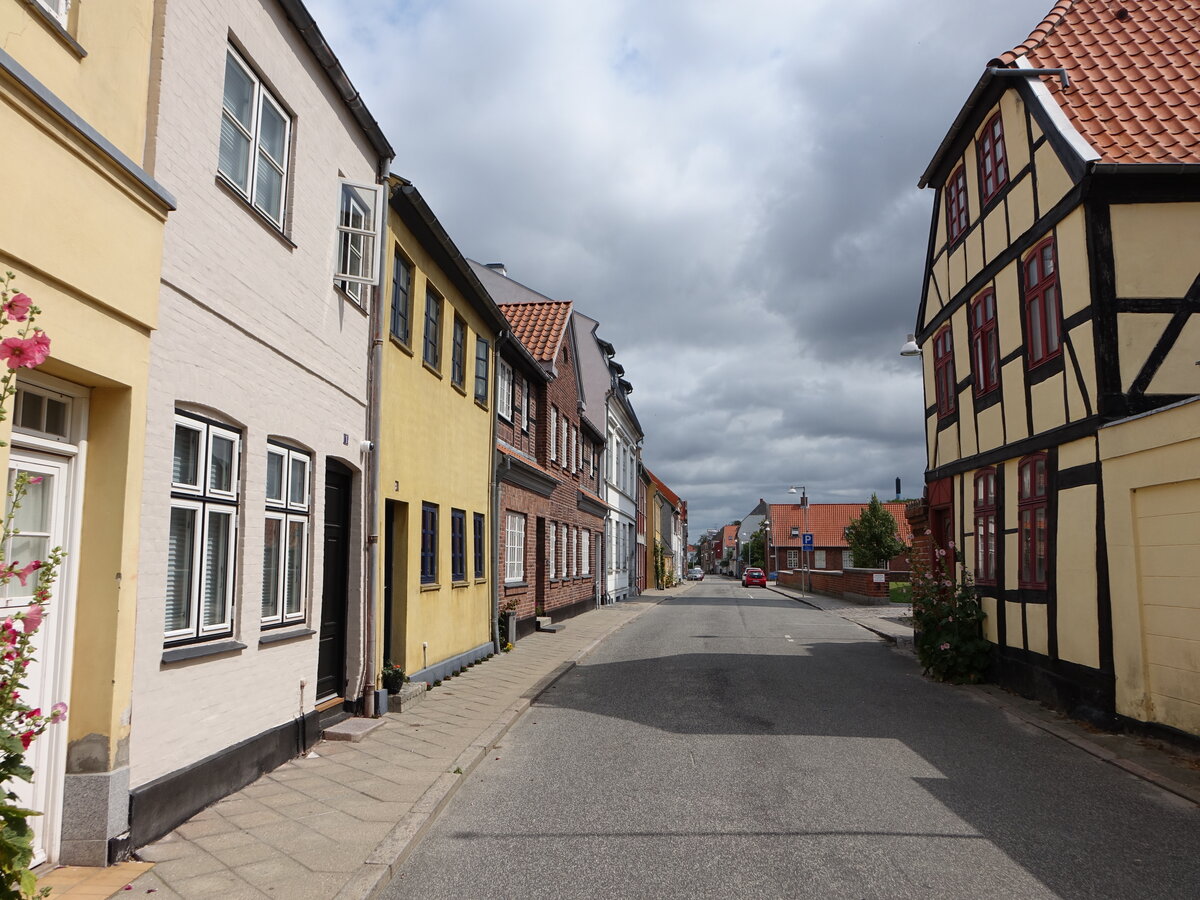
[581,529,590,576]
[561,523,568,578]
[505,513,525,583]
[219,47,292,228]
[550,408,558,462]
[335,179,385,298]
[569,426,576,474]
[262,444,311,626]
[568,526,576,578]
[498,359,514,421]
[521,377,530,433]
[549,521,557,579]
[35,0,69,25]
[167,414,241,643]
[560,416,568,467]
[787,549,799,569]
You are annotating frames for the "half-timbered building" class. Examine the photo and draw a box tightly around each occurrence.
[910,0,1200,736]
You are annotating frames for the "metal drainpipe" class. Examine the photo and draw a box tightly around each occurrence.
[490,332,512,652]
[360,165,392,717]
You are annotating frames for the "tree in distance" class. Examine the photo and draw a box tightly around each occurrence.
[846,493,906,567]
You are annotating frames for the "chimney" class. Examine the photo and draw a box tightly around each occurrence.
[485,262,507,276]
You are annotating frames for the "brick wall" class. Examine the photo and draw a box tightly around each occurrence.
[778,567,908,603]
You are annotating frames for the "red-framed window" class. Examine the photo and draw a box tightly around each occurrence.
[977,113,1009,204]
[945,164,969,243]
[974,468,998,584]
[1024,238,1062,367]
[970,288,1000,395]
[1018,454,1049,588]
[933,325,957,418]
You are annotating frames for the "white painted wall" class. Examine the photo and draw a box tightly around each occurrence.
[130,0,381,787]
[604,402,639,601]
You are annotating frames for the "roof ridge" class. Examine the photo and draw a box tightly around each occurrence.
[992,0,1078,66]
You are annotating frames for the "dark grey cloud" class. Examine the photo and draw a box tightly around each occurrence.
[307,0,1053,532]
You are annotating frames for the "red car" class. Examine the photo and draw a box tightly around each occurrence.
[742,567,767,587]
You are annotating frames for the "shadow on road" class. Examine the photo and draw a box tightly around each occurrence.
[531,641,1200,900]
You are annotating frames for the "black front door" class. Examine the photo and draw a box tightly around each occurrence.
[317,460,352,701]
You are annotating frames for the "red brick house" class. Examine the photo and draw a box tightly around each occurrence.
[492,297,606,631]
[767,502,913,573]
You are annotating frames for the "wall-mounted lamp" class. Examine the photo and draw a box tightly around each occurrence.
[899,334,922,357]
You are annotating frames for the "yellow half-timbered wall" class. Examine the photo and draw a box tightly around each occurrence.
[915,78,1200,736]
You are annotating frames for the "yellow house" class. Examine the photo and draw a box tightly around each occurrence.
[0,1,172,865]
[377,177,509,683]
[910,1,1200,737]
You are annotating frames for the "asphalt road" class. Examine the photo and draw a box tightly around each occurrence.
[383,579,1200,899]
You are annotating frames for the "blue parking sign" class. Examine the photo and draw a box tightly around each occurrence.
[802,533,814,551]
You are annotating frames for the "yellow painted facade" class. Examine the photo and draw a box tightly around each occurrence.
[915,72,1200,736]
[377,182,501,680]
[0,0,171,864]
[1101,399,1200,736]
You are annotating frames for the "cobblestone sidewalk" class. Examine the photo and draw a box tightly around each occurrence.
[123,591,674,900]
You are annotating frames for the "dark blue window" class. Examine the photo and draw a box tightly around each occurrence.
[473,513,485,579]
[451,509,466,582]
[421,503,438,583]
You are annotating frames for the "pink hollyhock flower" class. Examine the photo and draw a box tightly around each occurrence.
[15,561,42,587]
[3,293,32,322]
[0,334,50,369]
[19,730,35,750]
[28,476,43,484]
[51,702,67,722]
[20,603,44,633]
[939,642,951,651]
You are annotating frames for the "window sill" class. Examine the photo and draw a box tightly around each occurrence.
[505,580,528,589]
[420,582,441,592]
[474,398,489,412]
[452,381,467,397]
[259,626,315,645]
[21,1,86,58]
[389,334,414,356]
[162,639,247,664]
[451,579,470,588]
[475,577,488,584]
[214,175,296,250]
[423,360,443,380]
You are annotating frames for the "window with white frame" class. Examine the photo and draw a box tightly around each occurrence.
[336,181,383,303]
[560,523,568,577]
[14,384,71,442]
[167,413,241,643]
[787,549,799,569]
[521,377,530,432]
[498,359,513,421]
[569,425,576,474]
[219,47,291,227]
[34,0,69,26]
[550,407,558,462]
[505,513,525,583]
[262,443,310,626]
[549,521,557,579]
[560,415,568,466]
[581,529,590,576]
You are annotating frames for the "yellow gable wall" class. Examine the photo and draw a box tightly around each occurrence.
[1151,317,1200,394]
[1034,141,1074,214]
[1111,202,1200,297]
[378,210,498,675]
[1101,400,1200,735]
[1118,313,1171,393]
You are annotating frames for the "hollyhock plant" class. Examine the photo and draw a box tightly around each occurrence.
[0,270,65,899]
[909,538,990,683]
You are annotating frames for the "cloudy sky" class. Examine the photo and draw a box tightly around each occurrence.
[308,0,1053,534]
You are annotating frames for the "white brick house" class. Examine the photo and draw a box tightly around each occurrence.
[126,0,392,853]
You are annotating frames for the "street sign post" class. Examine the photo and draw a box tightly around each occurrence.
[802,533,814,551]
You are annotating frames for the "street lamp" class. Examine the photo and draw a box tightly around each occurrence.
[762,519,772,580]
[787,485,809,593]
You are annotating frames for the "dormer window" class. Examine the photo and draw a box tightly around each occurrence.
[945,165,968,243]
[977,113,1009,205]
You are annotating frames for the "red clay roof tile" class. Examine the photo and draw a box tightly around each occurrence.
[498,301,572,365]
[994,0,1200,166]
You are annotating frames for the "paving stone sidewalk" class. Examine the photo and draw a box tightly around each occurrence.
[765,580,914,646]
[123,591,676,900]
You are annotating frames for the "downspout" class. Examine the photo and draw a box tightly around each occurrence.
[490,332,513,652]
[361,162,393,717]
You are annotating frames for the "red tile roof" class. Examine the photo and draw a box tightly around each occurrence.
[645,468,682,509]
[994,0,1200,165]
[499,301,572,364]
[768,503,913,549]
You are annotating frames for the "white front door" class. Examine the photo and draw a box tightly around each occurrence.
[5,451,74,867]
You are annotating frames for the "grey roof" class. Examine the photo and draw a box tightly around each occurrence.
[573,311,611,435]
[467,260,559,305]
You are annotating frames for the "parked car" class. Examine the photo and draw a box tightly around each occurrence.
[742,567,767,587]
[687,567,704,580]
